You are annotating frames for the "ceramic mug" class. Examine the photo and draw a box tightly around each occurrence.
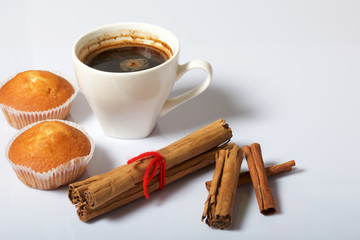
[73,22,212,138]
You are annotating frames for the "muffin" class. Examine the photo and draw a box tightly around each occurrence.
[0,70,77,129]
[6,120,94,189]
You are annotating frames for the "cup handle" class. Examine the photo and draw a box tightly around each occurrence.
[160,60,212,117]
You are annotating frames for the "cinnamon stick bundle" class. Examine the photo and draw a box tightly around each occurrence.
[202,145,243,229]
[205,160,296,190]
[69,119,233,221]
[243,143,276,215]
[77,143,234,222]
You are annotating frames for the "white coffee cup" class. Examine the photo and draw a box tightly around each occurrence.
[73,22,212,138]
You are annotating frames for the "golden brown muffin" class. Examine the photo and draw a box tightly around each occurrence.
[0,70,74,111]
[7,120,94,189]
[0,70,77,129]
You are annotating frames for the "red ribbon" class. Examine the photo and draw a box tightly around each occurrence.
[127,151,166,199]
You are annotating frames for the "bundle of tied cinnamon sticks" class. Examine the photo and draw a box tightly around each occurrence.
[68,119,233,222]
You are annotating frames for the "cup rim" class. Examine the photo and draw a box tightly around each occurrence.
[72,22,180,75]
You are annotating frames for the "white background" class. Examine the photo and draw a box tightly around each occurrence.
[0,0,359,239]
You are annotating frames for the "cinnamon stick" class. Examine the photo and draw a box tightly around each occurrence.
[202,145,243,229]
[76,143,234,222]
[243,143,276,215]
[205,160,296,190]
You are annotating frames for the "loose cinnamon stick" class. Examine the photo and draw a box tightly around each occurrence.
[202,145,243,229]
[205,160,296,190]
[76,143,234,222]
[243,143,276,215]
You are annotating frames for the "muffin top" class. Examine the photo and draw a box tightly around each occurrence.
[0,70,74,111]
[8,121,91,173]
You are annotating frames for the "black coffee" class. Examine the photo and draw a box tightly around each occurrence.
[85,44,169,73]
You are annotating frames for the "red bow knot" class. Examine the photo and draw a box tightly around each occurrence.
[127,151,166,199]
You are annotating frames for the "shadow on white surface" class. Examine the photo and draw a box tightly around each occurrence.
[268,167,303,212]
[53,184,69,194]
[231,183,253,230]
[68,91,93,124]
[231,162,303,229]
[79,145,117,180]
[154,85,252,136]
